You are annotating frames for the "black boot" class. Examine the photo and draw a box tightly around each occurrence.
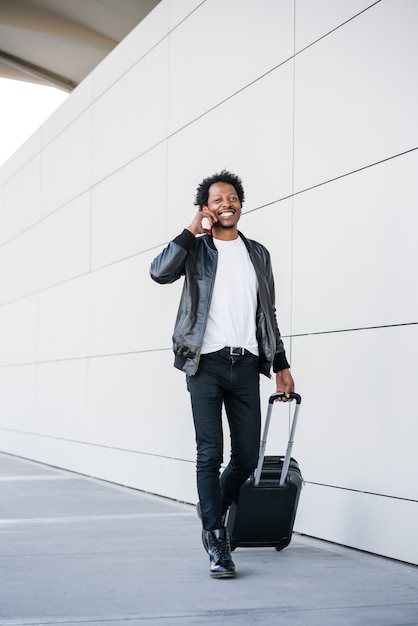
[204,527,236,578]
[196,501,230,554]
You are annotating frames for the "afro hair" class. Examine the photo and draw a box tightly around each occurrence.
[194,169,245,209]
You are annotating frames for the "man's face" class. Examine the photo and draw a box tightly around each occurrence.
[206,182,241,230]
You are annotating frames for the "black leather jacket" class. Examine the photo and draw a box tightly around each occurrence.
[150,229,290,377]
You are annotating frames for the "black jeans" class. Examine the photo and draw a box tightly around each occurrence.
[187,348,261,531]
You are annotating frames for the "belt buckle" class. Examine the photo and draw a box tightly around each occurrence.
[230,346,245,356]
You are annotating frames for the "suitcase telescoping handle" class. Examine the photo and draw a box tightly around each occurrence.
[254,392,302,487]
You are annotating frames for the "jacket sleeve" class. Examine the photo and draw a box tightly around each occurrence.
[264,250,290,372]
[149,229,196,284]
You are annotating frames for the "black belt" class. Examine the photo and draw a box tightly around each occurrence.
[224,346,246,356]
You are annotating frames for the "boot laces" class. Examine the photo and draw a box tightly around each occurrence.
[212,534,231,563]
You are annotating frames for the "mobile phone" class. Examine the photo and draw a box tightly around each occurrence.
[201,207,213,234]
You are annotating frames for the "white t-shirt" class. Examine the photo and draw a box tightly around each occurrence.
[201,236,259,355]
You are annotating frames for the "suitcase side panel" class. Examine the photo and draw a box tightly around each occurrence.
[227,461,303,550]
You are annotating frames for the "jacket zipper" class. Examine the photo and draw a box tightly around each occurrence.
[194,244,218,372]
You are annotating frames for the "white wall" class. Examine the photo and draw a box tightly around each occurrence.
[0,0,417,564]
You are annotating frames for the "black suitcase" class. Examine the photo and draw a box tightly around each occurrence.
[227,392,303,551]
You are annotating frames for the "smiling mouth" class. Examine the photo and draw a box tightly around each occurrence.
[218,210,235,218]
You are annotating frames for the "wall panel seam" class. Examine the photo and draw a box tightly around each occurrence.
[0,427,194,463]
[305,481,418,504]
[1,322,417,368]
[1,146,416,305]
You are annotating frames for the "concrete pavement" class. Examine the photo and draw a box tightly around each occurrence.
[1,451,417,625]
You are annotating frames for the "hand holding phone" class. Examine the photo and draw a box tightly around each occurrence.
[201,216,213,234]
[187,207,217,236]
[201,206,214,234]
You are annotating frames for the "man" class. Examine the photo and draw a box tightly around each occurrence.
[150,170,294,578]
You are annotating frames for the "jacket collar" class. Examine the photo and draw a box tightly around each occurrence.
[205,230,251,252]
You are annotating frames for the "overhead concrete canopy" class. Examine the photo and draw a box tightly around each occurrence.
[0,0,161,91]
